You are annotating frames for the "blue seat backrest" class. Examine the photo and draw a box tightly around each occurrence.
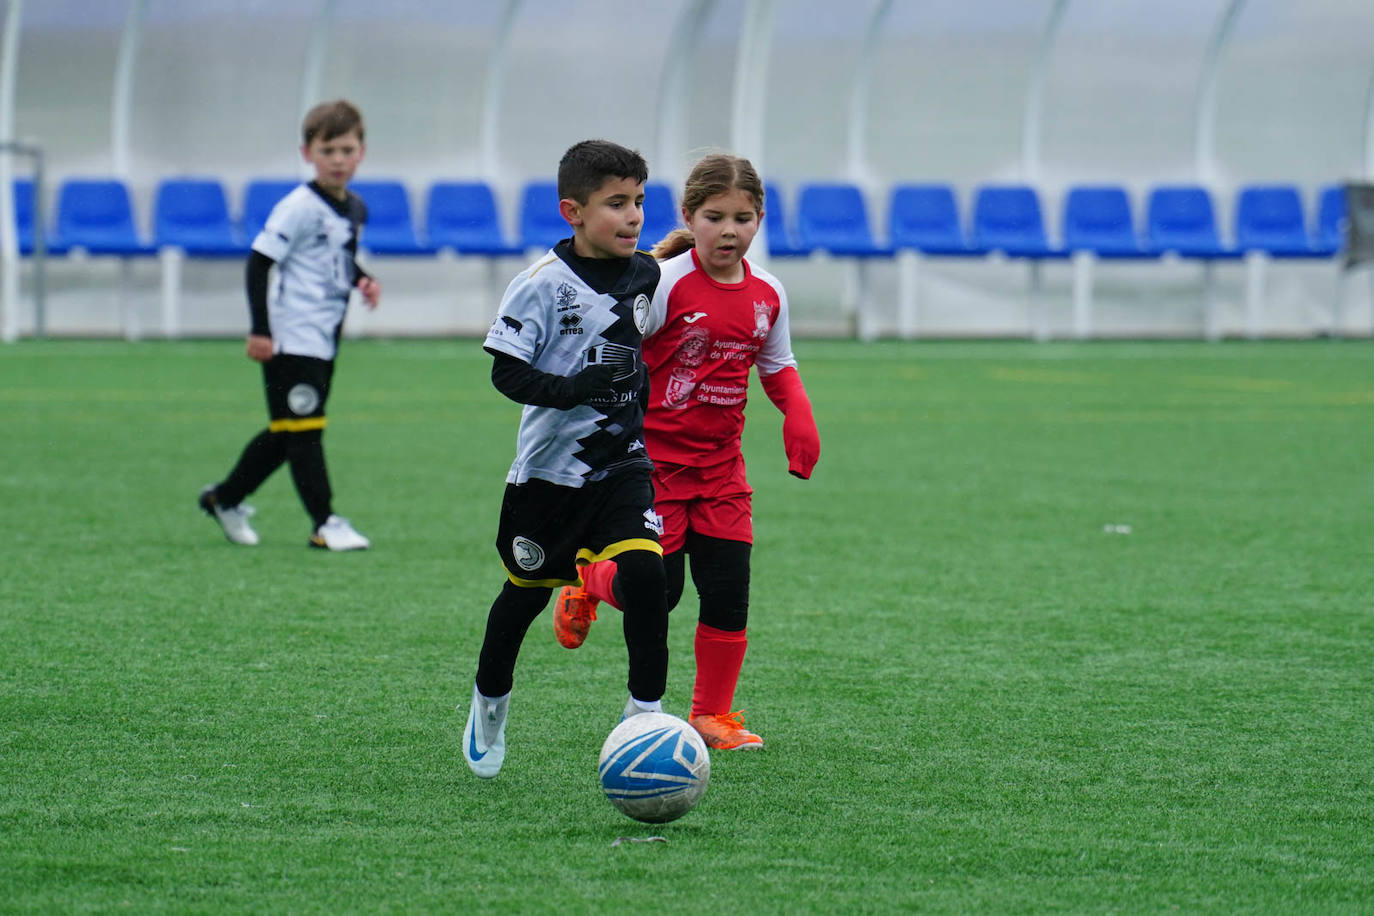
[1062,185,1140,253]
[350,179,420,246]
[1235,184,1311,253]
[519,181,567,251]
[154,178,238,250]
[12,178,35,247]
[56,178,146,252]
[762,182,803,255]
[426,181,507,251]
[972,185,1049,252]
[1146,186,1225,254]
[797,183,877,252]
[888,184,965,251]
[1317,184,1345,253]
[639,182,678,250]
[242,179,299,241]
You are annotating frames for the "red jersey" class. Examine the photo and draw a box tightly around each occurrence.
[642,249,798,466]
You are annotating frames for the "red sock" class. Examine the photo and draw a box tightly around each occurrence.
[691,623,747,718]
[580,560,622,610]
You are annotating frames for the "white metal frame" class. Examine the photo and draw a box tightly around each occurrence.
[1021,0,1068,185]
[656,0,714,193]
[0,0,22,342]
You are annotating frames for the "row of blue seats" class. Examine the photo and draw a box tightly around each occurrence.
[5,177,683,259]
[5,175,1349,263]
[772,182,1346,261]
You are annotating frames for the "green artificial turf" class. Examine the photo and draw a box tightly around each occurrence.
[2,338,1371,913]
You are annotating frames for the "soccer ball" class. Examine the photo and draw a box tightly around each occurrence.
[598,712,710,823]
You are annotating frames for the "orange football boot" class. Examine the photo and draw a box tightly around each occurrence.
[689,711,763,750]
[553,585,599,649]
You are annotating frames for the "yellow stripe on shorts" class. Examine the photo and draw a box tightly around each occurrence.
[577,538,663,565]
[269,417,327,433]
[501,540,663,589]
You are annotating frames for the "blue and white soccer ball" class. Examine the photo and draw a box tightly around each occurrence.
[598,712,710,823]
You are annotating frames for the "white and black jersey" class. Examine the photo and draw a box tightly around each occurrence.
[484,241,660,488]
[250,182,367,360]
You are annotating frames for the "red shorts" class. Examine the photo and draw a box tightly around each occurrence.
[653,455,753,554]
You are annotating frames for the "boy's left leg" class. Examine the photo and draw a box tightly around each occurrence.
[611,549,669,713]
[573,469,669,715]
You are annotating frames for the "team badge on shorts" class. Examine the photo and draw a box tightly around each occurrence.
[632,294,650,333]
[287,383,320,415]
[512,536,545,572]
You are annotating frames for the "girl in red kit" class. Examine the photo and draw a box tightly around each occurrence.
[554,153,820,750]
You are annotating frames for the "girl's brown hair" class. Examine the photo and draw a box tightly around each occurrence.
[651,154,765,260]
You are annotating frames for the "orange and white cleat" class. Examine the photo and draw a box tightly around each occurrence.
[553,585,599,649]
[689,711,763,750]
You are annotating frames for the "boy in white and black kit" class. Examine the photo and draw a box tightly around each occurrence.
[463,139,667,778]
[199,99,379,551]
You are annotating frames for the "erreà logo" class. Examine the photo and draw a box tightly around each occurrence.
[559,312,584,335]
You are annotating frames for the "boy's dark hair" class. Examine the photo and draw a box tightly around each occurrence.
[557,140,648,204]
[302,99,365,146]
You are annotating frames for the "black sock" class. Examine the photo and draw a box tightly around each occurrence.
[615,550,669,702]
[285,428,333,528]
[217,429,286,507]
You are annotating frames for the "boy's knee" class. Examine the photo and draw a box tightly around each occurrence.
[613,549,666,596]
[282,426,323,452]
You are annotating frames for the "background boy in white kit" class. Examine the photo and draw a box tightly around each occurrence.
[198,99,380,551]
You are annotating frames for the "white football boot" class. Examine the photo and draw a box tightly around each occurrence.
[621,695,662,722]
[199,485,259,546]
[310,514,370,551]
[463,683,509,778]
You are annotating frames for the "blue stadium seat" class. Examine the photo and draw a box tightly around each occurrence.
[796,182,891,257]
[425,181,522,256]
[1145,186,1237,258]
[1234,184,1323,258]
[241,178,299,242]
[971,185,1062,257]
[1061,185,1153,258]
[762,183,811,257]
[53,178,154,256]
[519,181,568,252]
[12,177,36,254]
[350,179,433,255]
[887,183,981,255]
[153,177,246,257]
[11,178,66,256]
[1315,184,1345,256]
[639,182,679,251]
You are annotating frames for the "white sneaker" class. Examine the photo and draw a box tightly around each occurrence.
[199,485,259,546]
[310,514,370,551]
[621,695,662,722]
[463,683,509,778]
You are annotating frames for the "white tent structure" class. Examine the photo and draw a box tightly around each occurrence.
[1,0,1371,340]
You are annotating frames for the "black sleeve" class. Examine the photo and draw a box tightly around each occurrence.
[245,249,275,336]
[487,349,581,409]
